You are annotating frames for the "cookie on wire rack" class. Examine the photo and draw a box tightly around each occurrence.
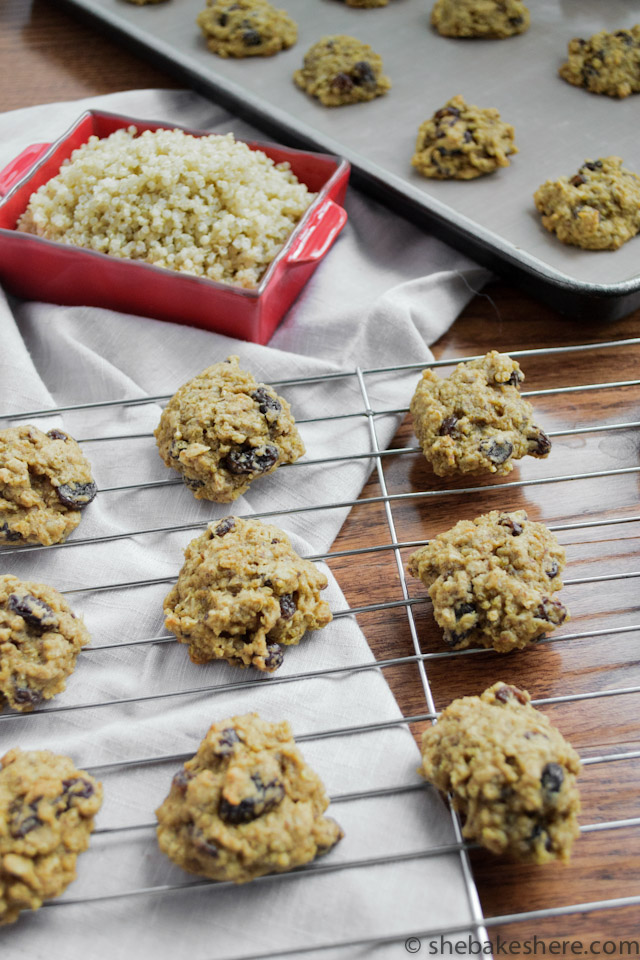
[408,509,568,653]
[420,683,581,863]
[156,713,344,882]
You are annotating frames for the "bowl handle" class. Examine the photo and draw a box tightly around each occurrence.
[0,143,51,197]
[285,199,348,265]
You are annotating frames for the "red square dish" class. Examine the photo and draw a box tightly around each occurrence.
[0,111,350,344]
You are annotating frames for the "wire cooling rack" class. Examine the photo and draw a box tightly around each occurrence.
[2,336,640,957]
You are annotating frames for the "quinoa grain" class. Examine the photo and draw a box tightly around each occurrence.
[17,127,316,289]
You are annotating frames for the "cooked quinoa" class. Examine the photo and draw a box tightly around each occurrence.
[16,127,316,288]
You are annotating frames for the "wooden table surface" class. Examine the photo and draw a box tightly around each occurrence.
[2,1,640,955]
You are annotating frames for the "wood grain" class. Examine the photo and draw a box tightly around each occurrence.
[2,2,640,952]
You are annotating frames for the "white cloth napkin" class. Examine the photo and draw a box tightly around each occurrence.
[0,89,490,960]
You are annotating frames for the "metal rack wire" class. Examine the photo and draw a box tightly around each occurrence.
[2,336,640,958]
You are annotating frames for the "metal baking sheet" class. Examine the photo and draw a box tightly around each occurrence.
[52,0,640,318]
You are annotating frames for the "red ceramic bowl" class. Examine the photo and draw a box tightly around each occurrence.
[0,111,350,344]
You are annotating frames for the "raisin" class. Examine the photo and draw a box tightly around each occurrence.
[541,762,564,793]
[537,598,567,625]
[508,15,523,26]
[479,438,513,464]
[172,769,194,792]
[219,773,284,824]
[10,801,42,838]
[61,777,95,805]
[190,826,219,858]
[214,517,236,537]
[170,440,186,460]
[463,130,473,143]
[183,476,205,490]
[56,481,97,509]
[1,523,22,542]
[47,429,69,442]
[13,686,43,707]
[546,559,559,579]
[454,602,476,620]
[332,72,354,93]
[529,822,552,850]
[352,61,376,88]
[214,728,241,757]
[438,415,458,436]
[434,106,460,120]
[8,594,58,632]
[615,31,634,46]
[264,642,284,672]
[223,444,278,475]
[583,160,603,171]
[528,429,551,457]
[251,387,281,417]
[498,514,523,536]
[570,173,586,187]
[243,29,262,46]
[443,627,471,648]
[494,684,528,705]
[217,12,228,24]
[279,594,296,620]
[506,368,524,386]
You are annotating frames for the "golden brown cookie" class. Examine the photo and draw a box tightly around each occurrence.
[408,509,568,652]
[0,575,90,712]
[0,425,97,546]
[156,713,343,882]
[559,26,640,99]
[410,351,550,477]
[534,157,640,251]
[431,0,529,38]
[0,748,102,925]
[197,0,297,57]
[155,356,305,502]
[293,36,391,107]
[412,95,517,180]
[420,683,581,863]
[164,516,332,671]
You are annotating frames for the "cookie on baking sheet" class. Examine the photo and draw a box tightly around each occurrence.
[156,713,344,882]
[411,95,517,180]
[164,516,332,672]
[410,351,550,477]
[0,748,102,925]
[420,683,581,863]
[155,356,305,502]
[0,575,90,712]
[293,36,391,107]
[431,0,529,38]
[197,0,297,57]
[559,26,640,99]
[0,425,97,546]
[534,157,640,251]
[408,509,568,652]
